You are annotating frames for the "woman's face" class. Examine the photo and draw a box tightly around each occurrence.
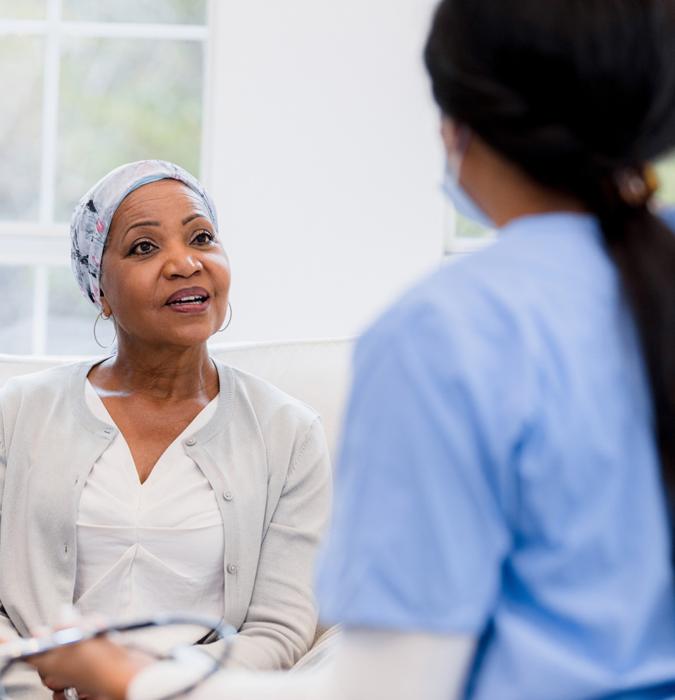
[99,179,230,349]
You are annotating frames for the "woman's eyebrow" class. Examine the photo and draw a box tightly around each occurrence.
[182,212,209,226]
[125,220,161,235]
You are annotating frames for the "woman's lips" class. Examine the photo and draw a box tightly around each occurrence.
[166,297,211,314]
[165,287,211,314]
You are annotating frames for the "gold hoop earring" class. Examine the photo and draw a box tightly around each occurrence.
[93,311,117,349]
[218,303,233,333]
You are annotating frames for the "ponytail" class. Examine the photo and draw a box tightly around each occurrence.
[596,196,675,484]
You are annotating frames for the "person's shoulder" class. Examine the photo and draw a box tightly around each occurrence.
[0,360,90,406]
[0,361,92,442]
[214,361,320,429]
[360,214,608,365]
[359,241,525,366]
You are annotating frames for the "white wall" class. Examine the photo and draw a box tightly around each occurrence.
[205,0,445,342]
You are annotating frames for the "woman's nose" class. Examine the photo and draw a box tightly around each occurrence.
[163,249,204,278]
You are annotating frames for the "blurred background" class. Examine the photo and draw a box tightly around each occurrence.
[1,0,674,355]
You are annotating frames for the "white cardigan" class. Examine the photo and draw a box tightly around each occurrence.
[0,359,332,698]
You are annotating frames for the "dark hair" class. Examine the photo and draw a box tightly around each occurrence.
[425,1,675,490]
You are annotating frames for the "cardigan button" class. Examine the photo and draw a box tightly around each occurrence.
[223,491,233,502]
[227,563,238,575]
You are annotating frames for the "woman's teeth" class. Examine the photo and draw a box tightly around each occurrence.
[170,296,207,305]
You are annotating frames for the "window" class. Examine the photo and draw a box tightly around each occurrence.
[656,155,675,206]
[0,0,209,354]
[444,210,496,257]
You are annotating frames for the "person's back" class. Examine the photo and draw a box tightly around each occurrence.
[464,213,674,697]
[478,219,675,698]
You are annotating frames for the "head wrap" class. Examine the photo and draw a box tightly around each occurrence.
[70,160,218,310]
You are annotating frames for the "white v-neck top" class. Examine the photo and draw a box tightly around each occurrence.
[74,382,224,636]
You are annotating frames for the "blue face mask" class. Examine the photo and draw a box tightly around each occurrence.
[442,166,494,230]
[442,127,495,230]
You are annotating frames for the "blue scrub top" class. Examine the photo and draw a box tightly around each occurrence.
[316,213,675,699]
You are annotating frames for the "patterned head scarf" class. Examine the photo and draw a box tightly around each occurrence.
[70,160,218,310]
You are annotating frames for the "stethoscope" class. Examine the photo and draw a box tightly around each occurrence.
[0,613,234,700]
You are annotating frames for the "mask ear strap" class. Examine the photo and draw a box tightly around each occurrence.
[447,124,471,183]
[455,125,471,158]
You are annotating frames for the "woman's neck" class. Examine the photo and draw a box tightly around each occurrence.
[461,135,588,228]
[91,340,219,402]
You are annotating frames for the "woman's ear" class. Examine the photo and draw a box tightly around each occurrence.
[100,291,113,319]
[440,116,460,158]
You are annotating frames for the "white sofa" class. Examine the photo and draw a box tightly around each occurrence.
[0,337,354,457]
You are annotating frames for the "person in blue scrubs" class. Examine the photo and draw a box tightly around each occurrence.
[25,0,675,698]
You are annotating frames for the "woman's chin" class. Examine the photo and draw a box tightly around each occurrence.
[124,325,219,351]
[166,328,218,348]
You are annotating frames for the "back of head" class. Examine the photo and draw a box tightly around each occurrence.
[425,1,675,496]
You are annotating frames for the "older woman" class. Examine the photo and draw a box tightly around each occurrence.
[0,160,332,698]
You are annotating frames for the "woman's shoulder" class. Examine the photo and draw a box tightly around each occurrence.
[0,360,92,410]
[213,360,320,428]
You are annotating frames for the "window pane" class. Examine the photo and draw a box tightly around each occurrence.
[444,206,496,254]
[656,153,675,206]
[0,0,45,19]
[56,37,203,221]
[455,216,493,240]
[62,0,206,24]
[0,36,43,220]
[46,266,103,355]
[0,266,34,354]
